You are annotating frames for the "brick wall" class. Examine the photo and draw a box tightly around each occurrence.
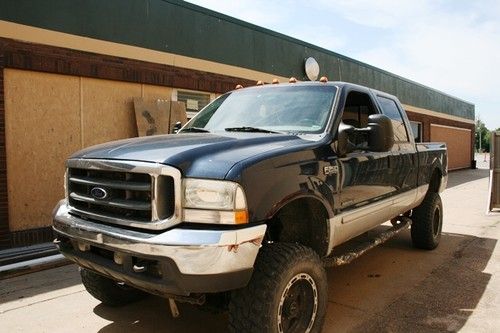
[406,110,475,165]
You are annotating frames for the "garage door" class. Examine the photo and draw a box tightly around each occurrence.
[430,124,471,170]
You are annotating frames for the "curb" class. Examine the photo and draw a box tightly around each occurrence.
[0,254,71,279]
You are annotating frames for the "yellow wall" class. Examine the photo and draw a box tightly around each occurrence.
[4,69,174,231]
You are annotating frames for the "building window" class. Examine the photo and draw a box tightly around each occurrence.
[176,90,212,119]
[410,121,423,142]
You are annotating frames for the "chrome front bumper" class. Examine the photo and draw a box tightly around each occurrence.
[53,200,266,294]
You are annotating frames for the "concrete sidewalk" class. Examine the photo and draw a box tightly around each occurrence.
[1,168,499,332]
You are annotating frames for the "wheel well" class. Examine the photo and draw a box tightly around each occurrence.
[428,168,442,194]
[265,198,329,257]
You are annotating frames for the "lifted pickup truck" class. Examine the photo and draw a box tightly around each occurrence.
[53,81,447,332]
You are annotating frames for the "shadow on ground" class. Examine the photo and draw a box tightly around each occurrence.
[446,168,489,189]
[0,264,81,304]
[94,296,228,333]
[89,230,495,333]
[329,230,496,332]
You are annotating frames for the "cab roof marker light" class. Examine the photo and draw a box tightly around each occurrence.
[320,76,328,83]
[289,77,297,83]
[235,84,243,89]
[256,80,264,86]
[272,78,279,84]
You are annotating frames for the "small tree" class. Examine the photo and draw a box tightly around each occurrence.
[475,119,490,152]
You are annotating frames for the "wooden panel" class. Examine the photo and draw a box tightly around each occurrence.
[133,98,171,136]
[4,69,81,231]
[430,124,471,170]
[490,132,500,211]
[170,101,188,128]
[142,84,173,100]
[134,98,187,136]
[81,78,141,147]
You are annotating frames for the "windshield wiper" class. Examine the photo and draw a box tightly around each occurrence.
[225,126,281,134]
[180,127,210,133]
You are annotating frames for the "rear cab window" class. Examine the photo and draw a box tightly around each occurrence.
[376,96,410,142]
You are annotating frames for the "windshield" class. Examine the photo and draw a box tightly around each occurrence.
[181,85,337,134]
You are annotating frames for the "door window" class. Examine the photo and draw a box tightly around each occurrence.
[341,91,377,128]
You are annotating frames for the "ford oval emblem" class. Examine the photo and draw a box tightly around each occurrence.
[90,187,108,200]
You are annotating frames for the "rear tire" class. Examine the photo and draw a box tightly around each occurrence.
[228,243,327,333]
[411,192,443,250]
[80,268,147,306]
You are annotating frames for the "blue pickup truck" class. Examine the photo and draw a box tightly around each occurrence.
[53,81,447,332]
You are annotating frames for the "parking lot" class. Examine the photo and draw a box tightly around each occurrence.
[1,167,499,332]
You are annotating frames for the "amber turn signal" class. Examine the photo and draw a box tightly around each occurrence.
[234,210,249,224]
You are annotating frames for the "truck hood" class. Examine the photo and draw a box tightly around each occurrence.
[71,133,316,179]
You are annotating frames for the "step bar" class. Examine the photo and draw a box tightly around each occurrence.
[323,217,412,267]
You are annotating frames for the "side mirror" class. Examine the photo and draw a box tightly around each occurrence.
[366,114,394,152]
[336,123,357,156]
[335,114,394,156]
[172,121,182,134]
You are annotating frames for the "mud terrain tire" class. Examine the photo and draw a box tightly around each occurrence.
[228,243,327,333]
[411,192,443,250]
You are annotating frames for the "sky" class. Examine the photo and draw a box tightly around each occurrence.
[187,0,500,130]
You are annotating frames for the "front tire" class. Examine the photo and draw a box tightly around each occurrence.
[228,243,328,333]
[411,192,443,250]
[80,268,147,306]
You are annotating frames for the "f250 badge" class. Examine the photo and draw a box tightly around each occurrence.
[323,165,338,175]
[90,187,108,200]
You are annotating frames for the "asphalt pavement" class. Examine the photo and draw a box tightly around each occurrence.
[1,166,499,332]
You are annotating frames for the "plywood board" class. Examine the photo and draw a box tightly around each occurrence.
[81,77,141,147]
[170,101,188,129]
[142,84,173,100]
[134,99,187,136]
[430,124,471,170]
[133,98,171,136]
[4,69,81,231]
[489,132,500,211]
[4,71,189,232]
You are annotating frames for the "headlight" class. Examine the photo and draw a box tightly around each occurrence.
[183,179,248,224]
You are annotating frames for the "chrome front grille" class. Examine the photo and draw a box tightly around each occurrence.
[68,168,154,221]
[66,159,182,230]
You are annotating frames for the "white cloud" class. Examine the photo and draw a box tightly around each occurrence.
[346,1,500,127]
[188,0,346,50]
[317,0,434,29]
[188,0,500,128]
